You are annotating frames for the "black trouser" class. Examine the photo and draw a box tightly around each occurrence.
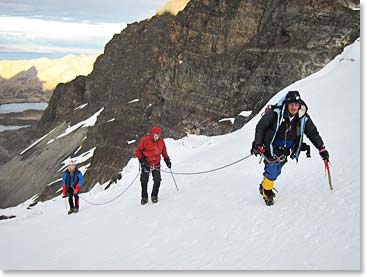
[140,169,161,199]
[68,187,79,209]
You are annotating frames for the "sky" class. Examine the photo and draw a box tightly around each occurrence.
[0,0,168,60]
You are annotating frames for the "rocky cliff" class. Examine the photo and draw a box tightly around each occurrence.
[0,0,359,208]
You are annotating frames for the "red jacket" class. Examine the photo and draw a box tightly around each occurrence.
[136,127,169,167]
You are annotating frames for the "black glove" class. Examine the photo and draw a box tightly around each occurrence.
[164,157,171,169]
[139,158,149,169]
[301,143,311,158]
[251,141,265,157]
[319,148,329,161]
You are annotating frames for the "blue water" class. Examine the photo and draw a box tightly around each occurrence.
[0,125,30,132]
[0,102,47,132]
[0,102,48,114]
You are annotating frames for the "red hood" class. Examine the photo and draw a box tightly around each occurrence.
[150,126,162,137]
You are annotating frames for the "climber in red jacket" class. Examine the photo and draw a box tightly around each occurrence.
[136,126,171,205]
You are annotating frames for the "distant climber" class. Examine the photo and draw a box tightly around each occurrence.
[62,160,84,214]
[136,127,171,205]
[251,90,329,206]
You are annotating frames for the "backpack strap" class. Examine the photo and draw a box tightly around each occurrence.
[269,105,285,158]
[294,116,309,162]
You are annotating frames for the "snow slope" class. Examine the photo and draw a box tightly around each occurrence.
[0,39,360,270]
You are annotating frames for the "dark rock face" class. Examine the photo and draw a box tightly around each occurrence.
[0,123,88,208]
[38,76,87,131]
[0,215,16,220]
[0,127,34,166]
[157,0,360,136]
[1,0,359,207]
[0,67,52,104]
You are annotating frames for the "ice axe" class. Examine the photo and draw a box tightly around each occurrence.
[169,168,179,191]
[324,160,333,190]
[64,196,68,211]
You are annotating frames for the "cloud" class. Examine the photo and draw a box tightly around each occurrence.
[0,2,32,12]
[0,16,126,54]
[0,0,169,58]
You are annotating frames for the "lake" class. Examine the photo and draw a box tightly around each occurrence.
[0,102,48,114]
[0,102,48,132]
[0,125,30,132]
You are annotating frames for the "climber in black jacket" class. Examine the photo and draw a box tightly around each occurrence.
[251,90,329,206]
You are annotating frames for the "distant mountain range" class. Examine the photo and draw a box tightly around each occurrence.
[157,0,190,15]
[0,54,98,103]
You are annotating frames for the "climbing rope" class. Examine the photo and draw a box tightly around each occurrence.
[160,154,253,175]
[78,171,140,206]
[76,154,255,206]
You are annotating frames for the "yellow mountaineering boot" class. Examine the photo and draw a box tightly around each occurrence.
[259,177,276,206]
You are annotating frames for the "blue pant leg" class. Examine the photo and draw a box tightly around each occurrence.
[263,161,286,181]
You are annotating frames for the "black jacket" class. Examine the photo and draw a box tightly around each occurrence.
[254,102,324,160]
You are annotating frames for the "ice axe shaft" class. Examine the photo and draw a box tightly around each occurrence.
[324,160,333,190]
[169,168,179,191]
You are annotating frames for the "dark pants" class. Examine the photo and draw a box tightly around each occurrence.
[68,187,79,209]
[140,169,161,199]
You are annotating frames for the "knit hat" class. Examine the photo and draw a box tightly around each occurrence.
[284,90,301,104]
